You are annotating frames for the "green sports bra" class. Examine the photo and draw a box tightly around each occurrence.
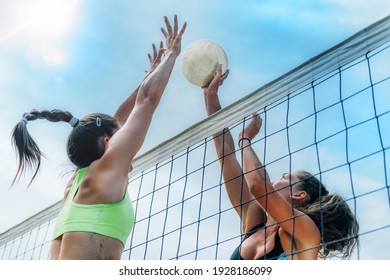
[52,167,134,245]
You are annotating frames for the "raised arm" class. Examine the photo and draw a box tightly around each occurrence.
[203,66,266,233]
[85,16,186,203]
[108,15,185,165]
[240,116,319,245]
[114,42,165,126]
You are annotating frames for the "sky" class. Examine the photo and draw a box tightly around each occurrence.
[0,0,389,259]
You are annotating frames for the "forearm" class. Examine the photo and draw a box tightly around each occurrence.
[137,51,177,108]
[211,128,236,162]
[114,84,140,126]
[203,84,236,157]
[204,87,222,116]
[205,96,253,219]
[241,140,272,202]
[114,41,166,126]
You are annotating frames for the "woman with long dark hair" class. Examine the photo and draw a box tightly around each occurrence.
[11,15,186,260]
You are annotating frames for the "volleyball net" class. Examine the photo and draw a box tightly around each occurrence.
[1,16,390,260]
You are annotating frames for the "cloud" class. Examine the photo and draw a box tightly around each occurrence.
[322,0,390,26]
[0,0,82,67]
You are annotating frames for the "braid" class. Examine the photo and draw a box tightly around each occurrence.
[24,109,73,123]
[11,109,74,186]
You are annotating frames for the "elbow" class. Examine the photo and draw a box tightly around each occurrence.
[247,174,270,200]
[141,94,160,110]
[247,177,263,198]
[137,85,161,109]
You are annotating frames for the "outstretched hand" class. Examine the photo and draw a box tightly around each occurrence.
[203,64,230,94]
[160,15,187,56]
[239,114,262,142]
[145,42,165,76]
[202,64,230,117]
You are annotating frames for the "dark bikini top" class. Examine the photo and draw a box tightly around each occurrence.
[230,223,287,260]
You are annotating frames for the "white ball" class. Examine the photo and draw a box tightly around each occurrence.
[181,39,228,87]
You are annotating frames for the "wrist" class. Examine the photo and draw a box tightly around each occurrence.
[164,50,179,59]
[238,137,251,148]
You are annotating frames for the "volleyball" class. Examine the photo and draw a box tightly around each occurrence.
[181,39,228,87]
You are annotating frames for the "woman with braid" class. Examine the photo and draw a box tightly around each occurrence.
[203,65,359,259]
[11,15,186,260]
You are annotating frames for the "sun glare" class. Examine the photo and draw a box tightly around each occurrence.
[19,0,78,37]
[4,0,83,66]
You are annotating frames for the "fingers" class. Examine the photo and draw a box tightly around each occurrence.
[203,64,228,89]
[252,113,262,125]
[178,21,187,39]
[214,65,230,86]
[148,43,157,63]
[208,65,222,87]
[161,15,187,40]
[257,115,262,129]
[220,68,230,85]
[153,43,157,58]
[221,68,230,79]
[147,43,158,64]
[164,16,173,37]
[216,63,223,74]
[173,15,178,37]
[156,42,165,60]
[147,42,165,67]
[160,27,168,38]
[159,15,186,56]
[240,114,263,141]
[251,114,263,133]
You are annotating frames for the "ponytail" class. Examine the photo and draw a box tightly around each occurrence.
[303,194,359,259]
[11,109,75,186]
[296,171,359,259]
